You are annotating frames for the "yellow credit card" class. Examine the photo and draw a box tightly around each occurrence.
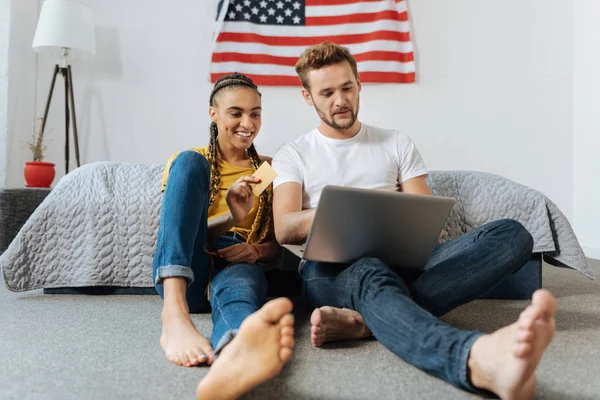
[251,161,278,197]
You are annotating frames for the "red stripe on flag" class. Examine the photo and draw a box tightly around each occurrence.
[211,73,302,86]
[354,51,414,63]
[217,31,411,46]
[359,71,415,83]
[212,52,295,66]
[211,72,415,85]
[213,51,414,66]
[306,10,408,26]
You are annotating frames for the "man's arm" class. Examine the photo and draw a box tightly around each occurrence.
[273,182,315,245]
[400,175,445,240]
[399,175,432,195]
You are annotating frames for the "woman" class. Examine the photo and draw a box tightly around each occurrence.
[153,73,294,389]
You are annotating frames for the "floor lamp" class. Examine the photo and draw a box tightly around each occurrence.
[32,0,95,174]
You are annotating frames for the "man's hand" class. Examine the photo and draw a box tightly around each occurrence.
[217,243,260,264]
[226,176,261,224]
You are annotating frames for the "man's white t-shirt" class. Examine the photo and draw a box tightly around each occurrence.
[272,123,428,209]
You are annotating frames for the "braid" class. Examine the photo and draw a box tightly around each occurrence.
[246,144,273,244]
[208,72,270,244]
[207,122,221,210]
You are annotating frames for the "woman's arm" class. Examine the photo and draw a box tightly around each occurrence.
[207,213,237,244]
[207,175,261,244]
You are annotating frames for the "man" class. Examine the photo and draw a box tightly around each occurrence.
[271,41,556,400]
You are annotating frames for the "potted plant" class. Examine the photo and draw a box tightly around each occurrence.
[24,117,55,188]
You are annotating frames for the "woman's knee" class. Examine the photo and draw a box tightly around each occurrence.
[172,151,210,180]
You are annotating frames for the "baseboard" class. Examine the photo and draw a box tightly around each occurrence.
[582,245,600,261]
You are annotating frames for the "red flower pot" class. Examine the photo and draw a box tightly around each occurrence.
[24,161,56,188]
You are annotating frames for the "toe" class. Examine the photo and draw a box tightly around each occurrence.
[515,342,533,357]
[520,306,538,321]
[312,333,324,347]
[260,298,294,323]
[177,351,190,366]
[518,312,536,331]
[185,351,196,367]
[166,351,179,365]
[310,308,323,327]
[281,326,294,336]
[280,346,293,363]
[281,335,295,348]
[199,343,214,359]
[279,314,294,327]
[516,328,534,343]
[532,289,557,317]
[188,349,206,366]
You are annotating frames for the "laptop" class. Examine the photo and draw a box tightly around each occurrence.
[283,185,456,269]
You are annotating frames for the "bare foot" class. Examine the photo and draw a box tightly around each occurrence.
[196,297,295,400]
[160,307,214,367]
[468,289,556,400]
[310,306,372,347]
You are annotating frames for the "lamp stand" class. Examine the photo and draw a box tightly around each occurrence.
[39,63,81,174]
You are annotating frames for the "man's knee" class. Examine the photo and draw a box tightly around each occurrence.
[490,219,534,260]
[348,257,410,297]
[350,257,397,282]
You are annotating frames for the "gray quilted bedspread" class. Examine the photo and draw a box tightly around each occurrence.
[1,162,593,292]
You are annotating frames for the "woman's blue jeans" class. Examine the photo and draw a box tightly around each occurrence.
[152,151,267,352]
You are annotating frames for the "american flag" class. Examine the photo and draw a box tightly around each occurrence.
[212,0,415,85]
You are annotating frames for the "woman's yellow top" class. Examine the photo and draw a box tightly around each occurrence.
[161,147,259,241]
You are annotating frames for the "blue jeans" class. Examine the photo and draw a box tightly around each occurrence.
[152,151,268,352]
[302,219,534,394]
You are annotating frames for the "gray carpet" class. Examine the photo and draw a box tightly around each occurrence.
[1,260,599,400]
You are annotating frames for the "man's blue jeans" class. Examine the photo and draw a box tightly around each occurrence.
[152,150,267,352]
[302,219,534,393]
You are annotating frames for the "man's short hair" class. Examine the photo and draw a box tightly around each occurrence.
[295,41,359,90]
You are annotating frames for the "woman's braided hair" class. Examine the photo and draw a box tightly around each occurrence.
[208,73,272,244]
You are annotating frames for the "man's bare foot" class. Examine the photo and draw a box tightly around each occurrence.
[310,306,372,347]
[160,307,214,367]
[468,289,556,400]
[196,297,295,400]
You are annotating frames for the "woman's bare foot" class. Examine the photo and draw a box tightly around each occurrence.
[160,306,214,367]
[310,306,372,347]
[468,289,556,400]
[196,297,295,400]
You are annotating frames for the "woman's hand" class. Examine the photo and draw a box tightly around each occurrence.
[217,243,260,264]
[226,176,262,223]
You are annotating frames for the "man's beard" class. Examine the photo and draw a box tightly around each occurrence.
[315,101,360,130]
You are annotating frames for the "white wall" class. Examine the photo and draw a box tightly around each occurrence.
[13,0,573,220]
[0,0,9,188]
[8,1,589,238]
[6,0,38,188]
[573,0,600,258]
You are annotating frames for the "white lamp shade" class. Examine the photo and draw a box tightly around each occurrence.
[32,0,95,59]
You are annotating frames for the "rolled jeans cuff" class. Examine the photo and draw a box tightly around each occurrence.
[458,331,496,398]
[154,265,195,286]
[213,329,239,359]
